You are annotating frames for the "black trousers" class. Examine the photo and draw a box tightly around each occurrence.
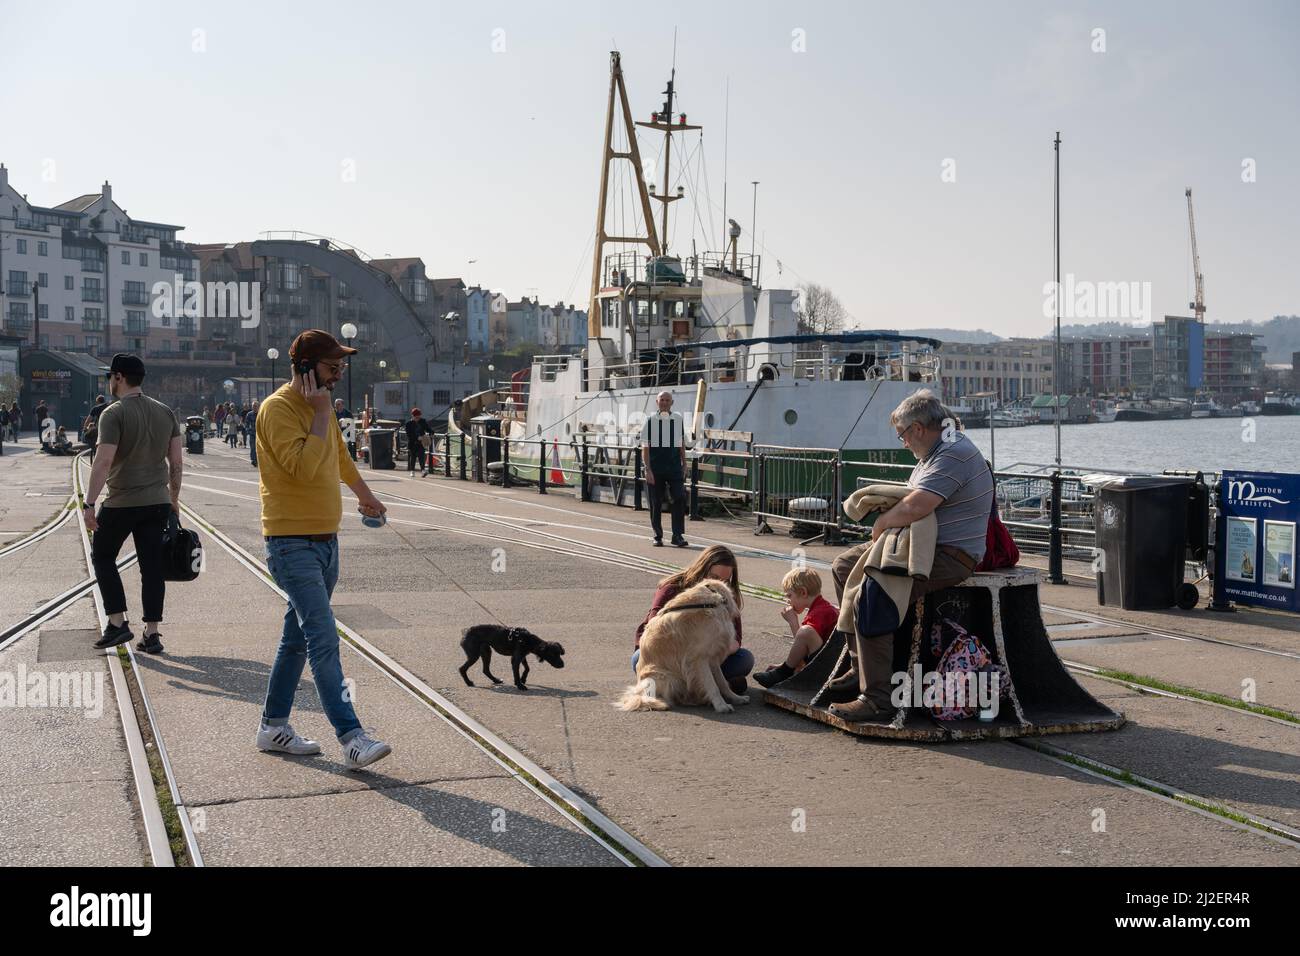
[647,475,686,540]
[407,443,425,471]
[91,503,171,623]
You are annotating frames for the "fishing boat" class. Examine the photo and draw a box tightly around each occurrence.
[478,53,942,485]
[1090,399,1118,423]
[1261,393,1299,416]
[1114,398,1193,422]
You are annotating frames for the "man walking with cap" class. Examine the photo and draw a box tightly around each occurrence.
[255,329,392,770]
[84,354,184,654]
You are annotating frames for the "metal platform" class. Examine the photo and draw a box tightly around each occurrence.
[761,568,1126,741]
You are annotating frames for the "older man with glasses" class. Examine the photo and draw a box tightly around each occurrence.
[821,389,994,721]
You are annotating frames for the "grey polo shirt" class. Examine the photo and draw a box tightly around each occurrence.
[908,431,993,563]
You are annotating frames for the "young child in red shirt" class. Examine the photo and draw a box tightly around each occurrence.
[754,567,840,688]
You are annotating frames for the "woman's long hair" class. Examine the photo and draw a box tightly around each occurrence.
[658,545,743,611]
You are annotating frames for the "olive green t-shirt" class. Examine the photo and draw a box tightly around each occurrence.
[96,394,181,508]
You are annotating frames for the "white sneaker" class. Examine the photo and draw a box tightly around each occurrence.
[342,730,392,770]
[256,722,322,756]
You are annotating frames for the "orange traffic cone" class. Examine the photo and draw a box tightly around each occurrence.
[549,438,566,486]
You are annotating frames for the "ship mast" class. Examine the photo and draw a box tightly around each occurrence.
[586,52,702,341]
[587,52,661,341]
[636,67,699,253]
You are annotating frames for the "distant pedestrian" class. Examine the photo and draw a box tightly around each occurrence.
[83,354,184,655]
[255,330,391,769]
[245,402,259,465]
[335,398,356,459]
[83,394,108,462]
[8,403,21,441]
[215,404,226,437]
[35,400,49,449]
[404,407,430,474]
[640,391,689,547]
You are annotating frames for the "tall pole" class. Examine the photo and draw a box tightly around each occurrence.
[31,281,40,348]
[1053,131,1062,468]
[346,337,354,414]
[750,182,759,265]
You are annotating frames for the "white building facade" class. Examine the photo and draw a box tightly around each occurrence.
[0,164,199,355]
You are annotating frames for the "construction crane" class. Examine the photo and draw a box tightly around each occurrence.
[1185,187,1206,322]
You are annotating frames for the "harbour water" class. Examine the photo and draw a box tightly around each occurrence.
[964,415,1300,475]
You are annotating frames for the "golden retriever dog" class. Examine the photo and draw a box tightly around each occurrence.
[616,580,750,714]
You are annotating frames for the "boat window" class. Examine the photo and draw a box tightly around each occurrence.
[784,409,798,425]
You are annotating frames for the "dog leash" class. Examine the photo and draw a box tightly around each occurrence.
[374,511,506,627]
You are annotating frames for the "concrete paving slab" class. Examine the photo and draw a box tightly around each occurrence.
[1057,674,1300,827]
[1059,638,1300,715]
[0,780,147,866]
[0,524,90,621]
[194,776,619,867]
[0,594,146,865]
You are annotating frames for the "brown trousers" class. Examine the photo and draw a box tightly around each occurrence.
[831,543,975,707]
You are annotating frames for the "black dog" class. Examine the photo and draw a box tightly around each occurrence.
[458,624,565,691]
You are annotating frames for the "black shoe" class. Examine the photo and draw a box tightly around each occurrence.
[136,633,165,655]
[652,537,664,547]
[93,622,134,649]
[754,663,796,688]
[727,677,748,696]
[671,536,689,548]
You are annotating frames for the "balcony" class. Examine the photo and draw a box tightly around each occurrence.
[81,258,104,273]
[178,320,198,338]
[124,318,149,335]
[4,316,33,335]
[13,220,48,233]
[122,289,151,306]
[119,226,150,244]
[5,281,31,297]
[288,295,307,316]
[81,288,105,303]
[82,319,104,333]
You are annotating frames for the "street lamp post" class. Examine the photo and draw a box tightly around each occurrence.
[266,347,279,400]
[443,312,460,408]
[340,322,358,457]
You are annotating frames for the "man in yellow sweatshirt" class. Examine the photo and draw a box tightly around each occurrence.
[255,330,393,770]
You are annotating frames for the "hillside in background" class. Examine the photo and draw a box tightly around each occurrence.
[900,328,1005,344]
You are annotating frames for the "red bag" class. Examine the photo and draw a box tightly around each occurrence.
[975,489,1019,572]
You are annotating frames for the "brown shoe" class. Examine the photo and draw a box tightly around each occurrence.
[819,671,862,704]
[828,695,887,723]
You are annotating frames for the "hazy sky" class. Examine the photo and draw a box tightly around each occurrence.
[2,0,1296,337]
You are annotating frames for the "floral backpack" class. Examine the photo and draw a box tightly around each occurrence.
[928,616,1011,720]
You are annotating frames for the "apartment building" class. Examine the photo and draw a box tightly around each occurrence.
[0,164,199,355]
[937,337,1055,402]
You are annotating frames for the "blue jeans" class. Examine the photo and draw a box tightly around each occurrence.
[261,537,362,742]
[631,647,754,680]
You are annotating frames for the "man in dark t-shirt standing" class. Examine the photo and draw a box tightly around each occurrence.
[83,354,184,655]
